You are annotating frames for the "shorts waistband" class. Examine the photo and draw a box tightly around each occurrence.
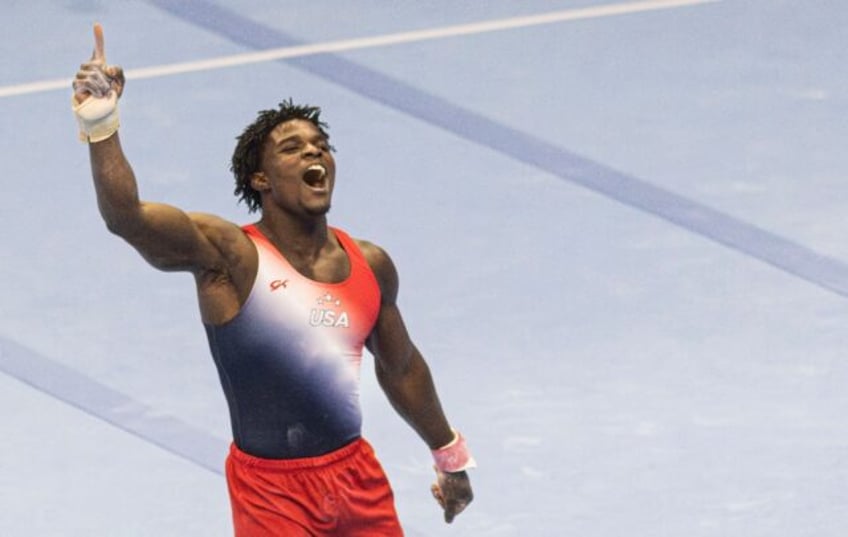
[228,437,367,472]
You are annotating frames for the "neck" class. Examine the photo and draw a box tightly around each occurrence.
[256,211,330,260]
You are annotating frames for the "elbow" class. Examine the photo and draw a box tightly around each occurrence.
[103,216,123,236]
[376,350,421,387]
[102,214,134,238]
[102,216,146,245]
[99,203,143,239]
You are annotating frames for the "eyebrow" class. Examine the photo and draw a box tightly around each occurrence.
[274,132,327,146]
[274,135,300,146]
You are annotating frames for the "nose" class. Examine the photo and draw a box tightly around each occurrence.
[302,141,323,158]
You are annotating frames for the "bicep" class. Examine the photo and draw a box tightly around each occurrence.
[364,245,416,375]
[120,201,227,272]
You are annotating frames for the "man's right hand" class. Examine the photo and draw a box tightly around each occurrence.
[72,23,124,142]
[73,23,124,104]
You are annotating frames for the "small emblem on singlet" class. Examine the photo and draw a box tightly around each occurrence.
[310,292,350,328]
[270,279,289,291]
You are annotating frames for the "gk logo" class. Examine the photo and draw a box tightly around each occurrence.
[270,279,289,291]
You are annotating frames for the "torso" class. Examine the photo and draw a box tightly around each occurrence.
[202,224,382,458]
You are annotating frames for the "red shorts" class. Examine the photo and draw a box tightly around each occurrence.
[226,438,404,536]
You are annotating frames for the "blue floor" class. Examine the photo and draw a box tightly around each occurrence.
[3,1,848,535]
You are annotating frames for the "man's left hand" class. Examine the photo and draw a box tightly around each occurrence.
[431,469,473,523]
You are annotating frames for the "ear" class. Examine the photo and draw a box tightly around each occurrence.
[250,171,270,193]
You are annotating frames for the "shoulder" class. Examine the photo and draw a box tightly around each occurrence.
[187,211,241,230]
[352,238,399,303]
[187,212,255,273]
[188,212,250,249]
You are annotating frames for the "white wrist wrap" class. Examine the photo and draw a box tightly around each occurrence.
[432,429,476,473]
[72,93,119,143]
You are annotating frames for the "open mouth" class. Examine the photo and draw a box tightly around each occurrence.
[303,164,327,187]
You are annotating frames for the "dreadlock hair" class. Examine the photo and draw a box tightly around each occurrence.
[231,99,332,213]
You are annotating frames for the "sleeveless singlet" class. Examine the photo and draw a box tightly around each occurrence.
[205,225,381,459]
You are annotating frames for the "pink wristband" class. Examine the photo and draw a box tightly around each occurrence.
[432,429,477,473]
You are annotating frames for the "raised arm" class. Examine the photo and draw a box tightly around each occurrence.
[362,242,475,523]
[72,24,235,274]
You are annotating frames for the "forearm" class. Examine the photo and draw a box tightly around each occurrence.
[377,348,455,450]
[88,133,144,236]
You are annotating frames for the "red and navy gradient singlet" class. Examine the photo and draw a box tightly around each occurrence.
[205,225,381,459]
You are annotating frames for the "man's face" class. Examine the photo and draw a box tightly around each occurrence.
[255,119,336,218]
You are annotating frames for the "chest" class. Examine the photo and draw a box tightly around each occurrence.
[247,241,380,348]
[283,248,351,285]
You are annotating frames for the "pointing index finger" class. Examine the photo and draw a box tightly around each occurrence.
[92,22,105,62]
